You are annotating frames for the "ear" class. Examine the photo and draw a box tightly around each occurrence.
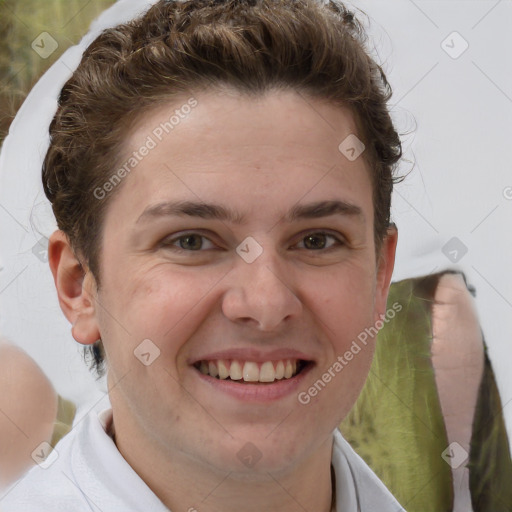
[48,230,100,346]
[373,224,398,323]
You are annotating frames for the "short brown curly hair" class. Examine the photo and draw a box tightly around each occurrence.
[42,0,402,377]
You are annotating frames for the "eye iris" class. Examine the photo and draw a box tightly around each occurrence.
[175,234,331,251]
[179,234,202,250]
[304,233,326,250]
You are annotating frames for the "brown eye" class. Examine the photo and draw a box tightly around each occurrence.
[303,233,328,250]
[161,232,216,252]
[296,232,343,251]
[178,234,203,250]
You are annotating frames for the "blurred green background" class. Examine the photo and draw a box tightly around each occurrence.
[0,0,117,146]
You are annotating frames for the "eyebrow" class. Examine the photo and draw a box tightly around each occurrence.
[135,199,365,225]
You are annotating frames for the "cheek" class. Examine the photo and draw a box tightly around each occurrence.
[301,264,377,414]
[308,263,377,342]
[98,264,225,359]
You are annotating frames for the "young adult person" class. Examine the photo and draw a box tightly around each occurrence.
[0,1,405,510]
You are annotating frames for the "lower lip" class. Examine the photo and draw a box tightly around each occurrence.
[192,363,314,402]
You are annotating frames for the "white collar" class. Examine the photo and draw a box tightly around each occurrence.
[93,408,362,511]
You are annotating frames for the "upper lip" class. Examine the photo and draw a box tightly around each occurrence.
[188,348,315,365]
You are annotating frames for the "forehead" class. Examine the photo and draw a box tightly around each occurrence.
[107,88,373,225]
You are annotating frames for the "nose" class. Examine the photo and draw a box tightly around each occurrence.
[221,249,303,331]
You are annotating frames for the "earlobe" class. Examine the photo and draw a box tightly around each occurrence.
[48,230,100,345]
[374,225,398,322]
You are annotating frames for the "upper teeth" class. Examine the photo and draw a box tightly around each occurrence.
[197,359,300,383]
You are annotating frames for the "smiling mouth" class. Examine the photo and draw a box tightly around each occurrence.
[193,359,312,383]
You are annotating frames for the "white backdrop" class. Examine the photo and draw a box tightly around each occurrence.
[1,0,511,437]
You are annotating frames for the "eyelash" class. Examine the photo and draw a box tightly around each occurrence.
[160,231,346,254]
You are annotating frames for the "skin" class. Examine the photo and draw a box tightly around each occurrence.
[49,88,397,512]
[431,273,484,512]
[0,340,58,490]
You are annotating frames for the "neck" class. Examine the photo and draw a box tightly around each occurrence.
[110,408,335,512]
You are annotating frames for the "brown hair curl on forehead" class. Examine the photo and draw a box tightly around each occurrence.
[43,0,402,377]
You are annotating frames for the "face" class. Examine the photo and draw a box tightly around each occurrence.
[61,88,396,476]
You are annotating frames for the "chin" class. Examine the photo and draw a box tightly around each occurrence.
[224,427,320,475]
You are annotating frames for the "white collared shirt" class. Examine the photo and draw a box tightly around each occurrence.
[0,408,405,512]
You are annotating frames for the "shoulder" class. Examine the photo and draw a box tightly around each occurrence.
[1,407,170,512]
